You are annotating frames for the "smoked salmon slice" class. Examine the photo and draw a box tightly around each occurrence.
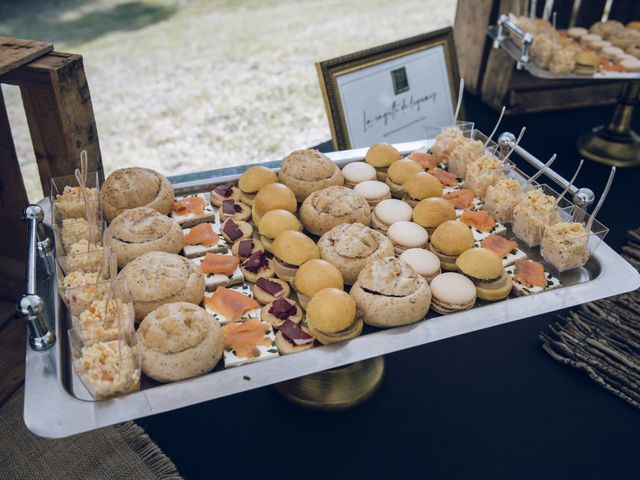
[222,319,272,358]
[205,286,259,323]
[481,234,518,258]
[200,253,239,275]
[431,168,459,187]
[184,223,219,247]
[173,196,207,216]
[408,152,444,170]
[443,189,474,209]
[460,210,496,232]
[514,259,547,288]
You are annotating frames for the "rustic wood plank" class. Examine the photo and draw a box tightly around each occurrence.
[506,80,622,114]
[480,45,516,111]
[19,53,103,195]
[0,37,52,76]
[0,88,29,261]
[0,52,75,87]
[453,0,497,94]
[0,314,26,408]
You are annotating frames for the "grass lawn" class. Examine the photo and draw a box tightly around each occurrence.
[1,0,456,200]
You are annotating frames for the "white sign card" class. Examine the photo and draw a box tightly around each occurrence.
[336,45,454,148]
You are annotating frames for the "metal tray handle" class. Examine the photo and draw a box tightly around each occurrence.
[20,205,56,351]
[495,14,533,68]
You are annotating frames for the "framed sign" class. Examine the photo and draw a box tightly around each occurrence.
[316,27,461,150]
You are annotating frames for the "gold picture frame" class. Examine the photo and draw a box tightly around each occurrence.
[316,27,461,151]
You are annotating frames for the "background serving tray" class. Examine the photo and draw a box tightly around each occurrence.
[24,140,640,438]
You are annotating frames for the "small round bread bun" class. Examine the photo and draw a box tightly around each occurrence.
[118,252,205,322]
[574,50,600,75]
[293,259,344,309]
[318,223,394,284]
[238,165,278,206]
[456,248,512,301]
[371,199,413,233]
[567,27,588,39]
[387,221,429,255]
[350,257,430,328]
[102,167,174,222]
[209,184,242,208]
[306,288,362,344]
[385,158,424,198]
[601,46,625,60]
[231,238,264,258]
[251,183,297,224]
[621,58,640,72]
[271,230,320,283]
[342,162,377,188]
[220,219,253,243]
[402,171,443,206]
[399,248,441,283]
[590,20,624,39]
[412,197,456,234]
[354,180,391,207]
[261,298,303,327]
[429,272,476,314]
[365,143,401,180]
[258,209,302,252]
[138,302,223,382]
[299,186,371,236]
[429,220,474,271]
[108,207,183,268]
[278,149,344,202]
[252,277,290,304]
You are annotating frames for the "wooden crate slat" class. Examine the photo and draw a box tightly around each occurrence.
[0,89,28,261]
[19,54,103,195]
[0,36,52,76]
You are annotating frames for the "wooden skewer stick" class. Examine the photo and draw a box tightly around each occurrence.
[527,153,557,185]
[484,106,506,147]
[453,78,464,123]
[587,166,616,232]
[556,158,584,205]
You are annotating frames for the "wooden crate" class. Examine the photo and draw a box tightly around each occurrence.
[453,0,640,114]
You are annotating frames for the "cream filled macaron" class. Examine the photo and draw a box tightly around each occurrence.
[371,199,413,233]
[354,180,391,207]
[387,221,429,255]
[399,248,441,283]
[429,272,476,314]
[342,162,377,188]
[567,27,588,40]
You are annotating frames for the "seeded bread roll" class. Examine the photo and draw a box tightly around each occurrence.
[138,302,223,382]
[317,222,394,284]
[101,167,174,222]
[108,207,183,268]
[117,252,205,321]
[278,149,344,201]
[299,186,371,236]
[350,256,431,328]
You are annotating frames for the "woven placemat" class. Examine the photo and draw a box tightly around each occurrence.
[540,228,640,409]
[0,387,183,480]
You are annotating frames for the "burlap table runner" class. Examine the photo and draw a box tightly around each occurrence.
[541,228,640,409]
[0,387,182,480]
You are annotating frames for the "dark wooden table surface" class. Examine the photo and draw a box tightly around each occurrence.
[137,94,640,479]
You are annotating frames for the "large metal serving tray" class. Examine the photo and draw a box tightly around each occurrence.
[24,140,640,438]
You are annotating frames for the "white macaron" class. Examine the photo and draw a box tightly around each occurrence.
[429,272,477,314]
[399,248,441,282]
[387,221,429,254]
[342,162,377,187]
[371,199,413,233]
[354,180,391,207]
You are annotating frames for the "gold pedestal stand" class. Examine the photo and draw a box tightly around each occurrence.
[577,81,640,167]
[273,357,385,411]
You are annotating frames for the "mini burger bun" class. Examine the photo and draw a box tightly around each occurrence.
[306,288,362,344]
[252,183,297,224]
[293,259,344,303]
[238,165,278,193]
[455,248,504,280]
[364,143,401,168]
[271,230,319,266]
[403,171,443,200]
[431,220,475,256]
[412,197,456,230]
[386,158,424,185]
[258,209,302,239]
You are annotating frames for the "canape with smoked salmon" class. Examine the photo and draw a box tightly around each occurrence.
[182,222,229,258]
[170,193,215,227]
[191,252,244,290]
[221,319,279,368]
[505,259,561,296]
